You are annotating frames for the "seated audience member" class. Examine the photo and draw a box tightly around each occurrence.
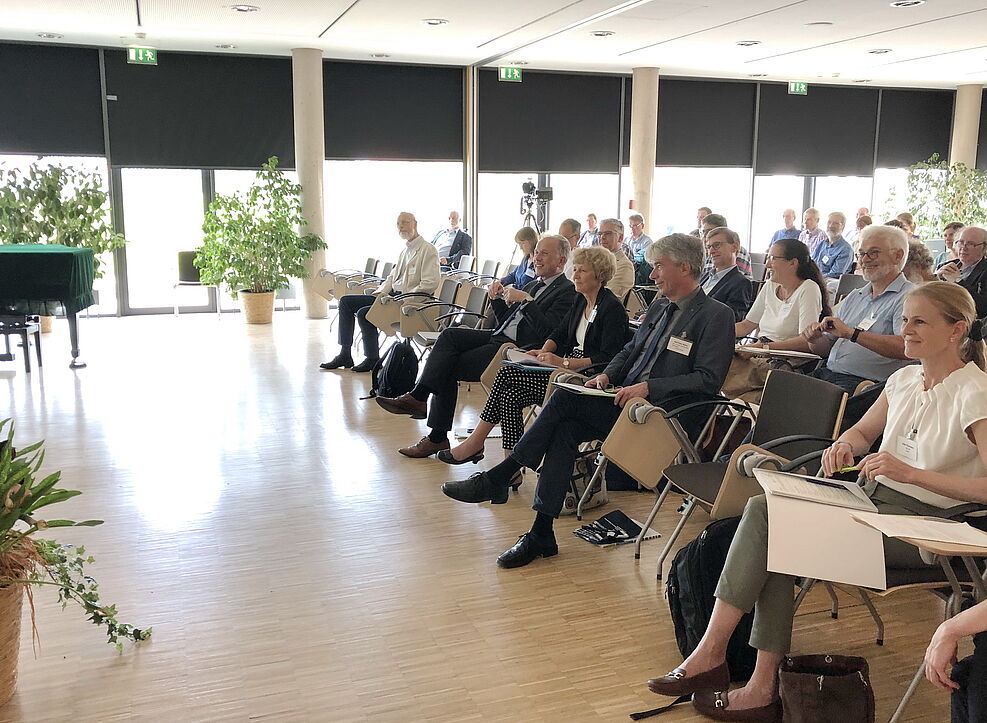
[578,214,599,247]
[850,214,873,252]
[769,224,914,394]
[376,235,575,458]
[648,281,987,720]
[700,215,753,280]
[810,212,854,280]
[625,213,653,261]
[938,226,987,318]
[935,222,965,268]
[885,218,906,230]
[799,207,828,255]
[926,598,987,722]
[897,211,920,239]
[501,227,539,288]
[321,212,439,372]
[904,239,937,284]
[700,227,754,321]
[845,206,870,247]
[559,218,582,279]
[595,218,635,299]
[441,233,735,568]
[690,206,712,237]
[767,208,800,247]
[431,211,473,268]
[438,246,628,467]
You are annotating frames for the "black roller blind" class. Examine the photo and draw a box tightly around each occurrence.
[0,43,104,156]
[324,61,463,161]
[105,51,294,168]
[478,69,622,172]
[877,89,953,168]
[656,79,755,167]
[756,83,878,176]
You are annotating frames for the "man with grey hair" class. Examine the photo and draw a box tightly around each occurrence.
[442,233,735,569]
[377,234,575,458]
[559,218,581,279]
[430,210,473,268]
[939,225,987,317]
[770,224,914,393]
[625,213,653,260]
[811,211,853,280]
[596,217,635,299]
[768,208,800,247]
[799,207,828,255]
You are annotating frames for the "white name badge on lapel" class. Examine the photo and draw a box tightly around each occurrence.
[857,316,878,331]
[823,255,830,264]
[668,335,693,356]
[896,435,919,462]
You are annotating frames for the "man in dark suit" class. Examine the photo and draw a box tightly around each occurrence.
[940,225,987,317]
[431,211,473,268]
[700,226,753,321]
[442,233,736,569]
[377,235,576,458]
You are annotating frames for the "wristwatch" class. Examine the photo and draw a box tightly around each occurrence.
[563,358,570,369]
[850,327,863,343]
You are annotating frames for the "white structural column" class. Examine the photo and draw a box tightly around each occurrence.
[628,67,660,231]
[950,84,983,169]
[292,47,328,319]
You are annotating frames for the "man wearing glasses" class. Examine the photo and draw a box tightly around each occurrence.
[596,218,635,299]
[769,224,913,394]
[939,225,987,317]
[701,214,752,279]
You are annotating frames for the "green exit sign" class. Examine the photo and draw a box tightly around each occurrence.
[127,47,158,65]
[788,81,808,96]
[498,66,523,83]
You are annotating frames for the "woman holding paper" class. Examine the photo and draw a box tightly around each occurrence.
[649,281,987,721]
[437,246,628,467]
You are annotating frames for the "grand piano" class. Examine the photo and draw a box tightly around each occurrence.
[0,244,96,368]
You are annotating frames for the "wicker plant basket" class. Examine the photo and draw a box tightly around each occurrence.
[0,582,24,707]
[39,316,53,334]
[239,291,274,324]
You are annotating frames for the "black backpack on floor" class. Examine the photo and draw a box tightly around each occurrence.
[666,516,756,682]
[367,339,419,399]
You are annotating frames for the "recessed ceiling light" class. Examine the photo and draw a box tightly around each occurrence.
[590,30,615,37]
[749,73,767,77]
[421,18,449,26]
[890,0,924,7]
[215,44,237,49]
[736,40,761,47]
[230,4,259,12]
[805,21,834,26]
[370,53,390,58]
[36,32,63,39]
[854,79,872,83]
[511,60,528,66]
[868,48,893,54]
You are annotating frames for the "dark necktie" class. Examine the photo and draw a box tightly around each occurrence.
[493,281,544,336]
[624,302,678,382]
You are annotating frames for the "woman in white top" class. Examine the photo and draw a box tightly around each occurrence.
[735,238,830,346]
[648,281,987,721]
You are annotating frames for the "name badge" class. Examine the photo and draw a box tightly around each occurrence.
[823,255,830,264]
[588,306,598,323]
[896,435,918,462]
[668,335,693,356]
[857,316,877,331]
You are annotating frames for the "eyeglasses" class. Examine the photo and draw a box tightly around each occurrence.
[765,254,790,262]
[956,240,986,249]
[855,248,882,261]
[598,230,619,238]
[705,241,728,251]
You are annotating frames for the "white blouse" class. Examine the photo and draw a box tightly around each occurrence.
[574,312,590,351]
[879,362,987,508]
[745,279,822,341]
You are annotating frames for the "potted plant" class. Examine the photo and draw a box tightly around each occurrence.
[887,153,987,238]
[195,157,325,324]
[0,419,149,707]
[0,159,126,331]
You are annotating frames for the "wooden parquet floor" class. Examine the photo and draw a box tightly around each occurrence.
[0,312,956,722]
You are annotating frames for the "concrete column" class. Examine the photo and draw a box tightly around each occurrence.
[292,47,327,319]
[463,67,479,257]
[629,67,659,232]
[950,84,983,169]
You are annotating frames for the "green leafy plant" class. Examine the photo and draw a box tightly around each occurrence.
[0,159,126,278]
[196,156,326,296]
[887,153,987,238]
[0,419,149,651]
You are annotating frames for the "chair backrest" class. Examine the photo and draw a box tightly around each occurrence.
[457,254,475,271]
[380,261,394,279]
[437,277,460,304]
[601,398,684,490]
[834,273,868,304]
[464,285,488,316]
[750,262,767,283]
[480,259,498,278]
[749,252,766,265]
[364,257,378,274]
[178,251,201,284]
[925,237,946,255]
[752,370,847,455]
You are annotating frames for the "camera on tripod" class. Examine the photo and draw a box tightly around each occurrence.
[520,180,553,214]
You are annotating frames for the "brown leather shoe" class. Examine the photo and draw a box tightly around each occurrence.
[647,661,730,697]
[398,437,450,458]
[692,689,782,721]
[375,393,427,419]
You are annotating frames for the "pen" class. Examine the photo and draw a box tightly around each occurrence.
[805,477,846,490]
[838,465,859,473]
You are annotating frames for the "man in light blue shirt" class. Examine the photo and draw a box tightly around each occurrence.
[624,213,653,260]
[768,208,801,249]
[811,212,854,279]
[769,224,913,393]
[799,207,828,255]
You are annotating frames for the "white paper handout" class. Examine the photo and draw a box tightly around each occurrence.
[734,346,821,360]
[551,381,617,397]
[851,512,987,548]
[753,469,877,512]
[505,348,559,368]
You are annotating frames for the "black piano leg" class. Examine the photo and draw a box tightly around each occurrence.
[67,312,87,369]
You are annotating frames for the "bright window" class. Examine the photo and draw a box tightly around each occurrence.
[812,175,874,227]
[546,173,619,239]
[872,167,910,224]
[477,172,536,273]
[750,175,804,254]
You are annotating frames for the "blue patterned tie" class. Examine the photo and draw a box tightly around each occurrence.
[624,302,678,383]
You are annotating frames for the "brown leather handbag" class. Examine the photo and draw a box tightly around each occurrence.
[778,654,875,723]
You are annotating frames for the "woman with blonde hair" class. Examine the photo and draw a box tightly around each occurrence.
[648,281,987,720]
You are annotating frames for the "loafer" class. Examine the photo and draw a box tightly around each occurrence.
[496,531,558,569]
[319,354,353,370]
[441,471,507,504]
[376,393,427,419]
[351,358,378,373]
[647,661,730,697]
[692,690,783,722]
[398,436,450,458]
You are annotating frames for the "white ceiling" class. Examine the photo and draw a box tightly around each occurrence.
[5,0,987,89]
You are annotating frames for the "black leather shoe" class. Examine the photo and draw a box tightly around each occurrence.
[436,449,484,465]
[319,354,353,370]
[351,358,377,373]
[496,531,558,569]
[441,471,508,504]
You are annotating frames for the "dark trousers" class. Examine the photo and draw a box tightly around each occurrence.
[417,327,510,434]
[808,365,869,394]
[952,632,987,722]
[510,390,622,518]
[337,294,379,358]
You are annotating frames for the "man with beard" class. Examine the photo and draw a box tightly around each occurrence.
[811,211,854,280]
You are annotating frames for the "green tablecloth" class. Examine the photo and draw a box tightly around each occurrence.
[0,244,96,315]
